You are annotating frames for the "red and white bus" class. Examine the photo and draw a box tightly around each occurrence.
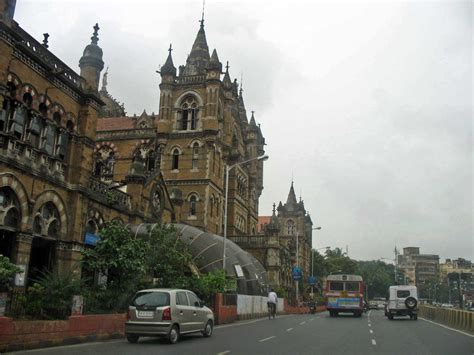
[324,274,365,317]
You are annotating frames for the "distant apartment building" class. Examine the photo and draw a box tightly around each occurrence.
[397,247,439,286]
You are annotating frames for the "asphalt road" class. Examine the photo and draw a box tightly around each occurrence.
[11,310,474,355]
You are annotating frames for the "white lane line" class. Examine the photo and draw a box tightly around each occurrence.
[259,336,276,342]
[368,323,371,327]
[286,328,293,332]
[300,321,306,325]
[309,318,314,321]
[419,317,474,338]
[369,329,374,334]
[371,339,377,345]
[217,351,231,355]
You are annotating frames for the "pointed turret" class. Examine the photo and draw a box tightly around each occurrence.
[286,181,298,205]
[207,49,222,71]
[182,19,210,76]
[249,111,257,127]
[79,23,105,91]
[161,44,177,77]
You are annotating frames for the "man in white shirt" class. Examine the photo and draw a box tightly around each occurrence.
[267,288,278,319]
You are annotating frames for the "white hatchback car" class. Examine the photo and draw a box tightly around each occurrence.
[385,285,418,320]
[125,288,214,344]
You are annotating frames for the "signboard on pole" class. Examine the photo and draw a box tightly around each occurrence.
[308,276,317,286]
[292,266,302,280]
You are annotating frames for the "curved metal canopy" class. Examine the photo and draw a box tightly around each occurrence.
[130,223,269,295]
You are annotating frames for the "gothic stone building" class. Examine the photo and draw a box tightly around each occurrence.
[236,182,314,295]
[96,20,266,238]
[0,0,173,287]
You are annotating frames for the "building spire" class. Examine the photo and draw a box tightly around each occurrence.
[161,43,176,77]
[286,181,298,205]
[200,0,205,29]
[91,23,100,45]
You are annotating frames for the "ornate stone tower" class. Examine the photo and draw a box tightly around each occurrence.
[156,18,266,236]
[277,182,314,280]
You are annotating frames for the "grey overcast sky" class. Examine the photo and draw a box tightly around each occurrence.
[14,0,472,261]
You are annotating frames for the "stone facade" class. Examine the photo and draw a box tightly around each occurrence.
[96,20,266,237]
[231,182,314,296]
[0,1,173,286]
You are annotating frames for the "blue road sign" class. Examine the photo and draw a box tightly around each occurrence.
[292,266,302,280]
[308,276,317,285]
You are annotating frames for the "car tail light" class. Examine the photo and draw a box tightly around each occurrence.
[162,307,172,321]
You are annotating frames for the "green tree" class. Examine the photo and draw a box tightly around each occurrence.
[356,260,395,299]
[81,221,149,312]
[0,255,21,291]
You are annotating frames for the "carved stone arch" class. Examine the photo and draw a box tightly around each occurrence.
[174,90,204,108]
[131,139,152,160]
[66,112,77,132]
[19,83,38,108]
[51,103,66,126]
[150,185,164,218]
[6,72,21,96]
[168,145,183,155]
[31,190,68,239]
[37,94,53,117]
[0,172,30,229]
[86,208,105,235]
[186,191,200,202]
[187,138,203,148]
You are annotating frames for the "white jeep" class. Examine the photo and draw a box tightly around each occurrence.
[385,285,418,320]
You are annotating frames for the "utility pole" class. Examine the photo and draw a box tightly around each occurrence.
[296,231,299,306]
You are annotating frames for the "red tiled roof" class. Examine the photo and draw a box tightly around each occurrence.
[96,117,135,131]
[257,216,271,233]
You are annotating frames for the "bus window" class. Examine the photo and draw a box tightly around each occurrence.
[345,282,360,292]
[330,282,344,291]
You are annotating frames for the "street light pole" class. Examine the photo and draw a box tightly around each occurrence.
[296,231,299,305]
[222,154,269,271]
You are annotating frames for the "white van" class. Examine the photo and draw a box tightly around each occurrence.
[385,285,418,320]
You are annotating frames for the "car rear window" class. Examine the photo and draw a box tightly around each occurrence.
[132,291,170,307]
[397,290,410,298]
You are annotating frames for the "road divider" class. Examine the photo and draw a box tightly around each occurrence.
[419,305,473,333]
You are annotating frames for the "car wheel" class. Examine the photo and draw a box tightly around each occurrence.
[388,314,393,320]
[413,314,418,320]
[168,325,179,344]
[203,320,213,337]
[126,334,139,343]
[405,297,418,310]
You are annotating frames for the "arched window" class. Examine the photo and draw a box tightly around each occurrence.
[192,142,199,170]
[0,188,21,229]
[189,195,197,216]
[287,220,295,236]
[172,149,180,170]
[34,202,61,238]
[178,96,199,131]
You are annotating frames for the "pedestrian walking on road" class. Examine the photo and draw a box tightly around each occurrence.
[267,288,278,319]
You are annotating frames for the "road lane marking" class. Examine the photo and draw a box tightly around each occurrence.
[259,336,276,342]
[309,318,314,321]
[217,352,231,355]
[286,328,293,332]
[369,329,374,334]
[300,321,306,325]
[215,315,289,329]
[372,339,376,345]
[420,317,474,338]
